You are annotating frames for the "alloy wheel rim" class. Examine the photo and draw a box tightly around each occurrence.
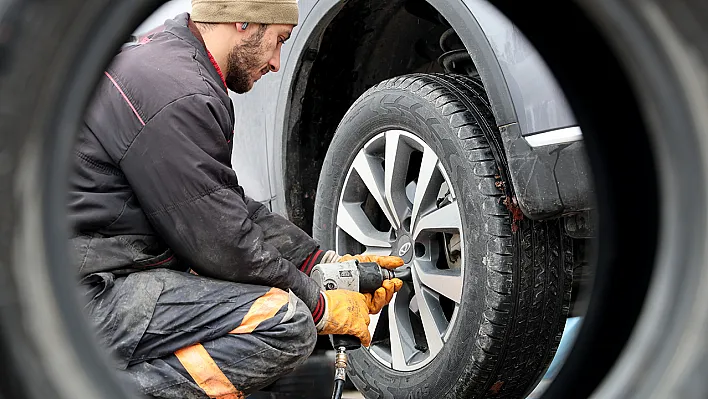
[336,130,465,371]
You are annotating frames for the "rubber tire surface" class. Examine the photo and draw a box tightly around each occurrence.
[0,1,164,398]
[312,74,573,399]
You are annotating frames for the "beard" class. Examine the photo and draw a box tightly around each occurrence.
[225,27,267,93]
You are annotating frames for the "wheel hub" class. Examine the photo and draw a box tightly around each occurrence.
[392,235,414,263]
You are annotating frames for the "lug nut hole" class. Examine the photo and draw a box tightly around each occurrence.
[415,242,426,257]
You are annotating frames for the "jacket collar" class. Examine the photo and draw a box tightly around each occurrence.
[164,13,228,91]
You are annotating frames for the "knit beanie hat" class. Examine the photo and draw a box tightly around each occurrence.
[191,0,299,25]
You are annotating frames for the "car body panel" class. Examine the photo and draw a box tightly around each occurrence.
[463,0,577,134]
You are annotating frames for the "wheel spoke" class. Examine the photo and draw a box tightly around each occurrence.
[352,150,399,229]
[412,200,462,239]
[384,131,412,228]
[368,311,381,339]
[410,148,443,228]
[337,202,392,248]
[388,294,410,370]
[364,246,392,256]
[412,271,446,356]
[414,260,463,304]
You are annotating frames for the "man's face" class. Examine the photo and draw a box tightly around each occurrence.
[225,24,293,93]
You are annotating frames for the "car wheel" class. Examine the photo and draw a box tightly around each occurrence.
[312,73,573,398]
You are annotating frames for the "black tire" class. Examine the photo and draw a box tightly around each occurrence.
[0,1,161,398]
[312,73,573,398]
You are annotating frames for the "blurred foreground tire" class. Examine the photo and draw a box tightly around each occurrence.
[0,1,167,398]
[1,1,708,399]
[488,0,708,398]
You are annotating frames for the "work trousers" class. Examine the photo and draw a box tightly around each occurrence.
[81,268,318,398]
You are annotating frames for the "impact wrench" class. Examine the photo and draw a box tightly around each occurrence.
[311,260,412,399]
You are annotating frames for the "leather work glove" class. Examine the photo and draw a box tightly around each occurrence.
[338,254,405,270]
[364,278,404,314]
[316,290,372,347]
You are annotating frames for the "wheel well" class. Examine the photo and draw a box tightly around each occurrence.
[284,0,469,234]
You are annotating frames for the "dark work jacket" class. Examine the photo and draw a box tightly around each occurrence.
[69,13,321,311]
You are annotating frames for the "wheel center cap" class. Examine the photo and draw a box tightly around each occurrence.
[393,235,414,263]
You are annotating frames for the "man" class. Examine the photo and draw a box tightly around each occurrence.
[69,0,403,397]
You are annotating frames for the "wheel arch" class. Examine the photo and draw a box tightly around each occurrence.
[270,0,518,233]
[428,0,519,126]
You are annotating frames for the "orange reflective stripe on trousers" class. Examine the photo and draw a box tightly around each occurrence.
[174,343,244,399]
[230,287,289,334]
[174,287,288,398]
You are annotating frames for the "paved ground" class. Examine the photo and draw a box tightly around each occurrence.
[340,383,550,399]
[340,382,549,398]
[341,384,549,399]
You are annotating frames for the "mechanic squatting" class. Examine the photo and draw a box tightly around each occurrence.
[70,0,404,397]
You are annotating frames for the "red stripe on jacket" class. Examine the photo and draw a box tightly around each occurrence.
[104,72,145,126]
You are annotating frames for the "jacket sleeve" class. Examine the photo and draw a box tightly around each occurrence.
[243,196,322,268]
[118,94,321,311]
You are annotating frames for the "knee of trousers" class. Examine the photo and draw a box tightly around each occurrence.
[276,290,318,364]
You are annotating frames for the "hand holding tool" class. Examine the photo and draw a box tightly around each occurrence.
[364,278,404,314]
[311,259,410,297]
[315,289,371,346]
[310,259,411,399]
